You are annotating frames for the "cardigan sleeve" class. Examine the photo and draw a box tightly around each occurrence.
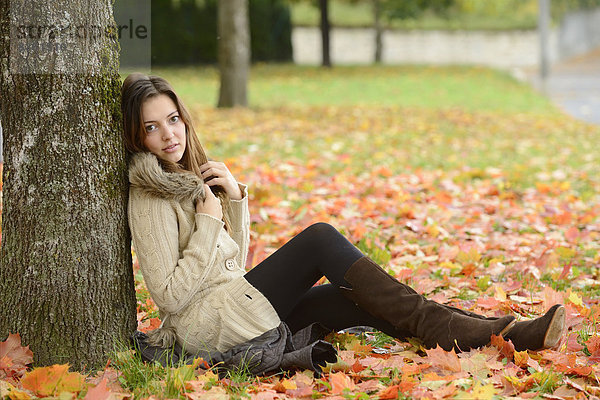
[227,183,251,269]
[129,192,224,314]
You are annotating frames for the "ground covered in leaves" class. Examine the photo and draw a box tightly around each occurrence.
[2,66,600,399]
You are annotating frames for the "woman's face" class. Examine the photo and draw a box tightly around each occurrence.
[141,94,186,163]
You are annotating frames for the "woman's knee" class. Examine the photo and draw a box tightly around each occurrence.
[303,222,339,238]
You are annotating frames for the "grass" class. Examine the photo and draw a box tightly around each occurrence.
[151,64,555,113]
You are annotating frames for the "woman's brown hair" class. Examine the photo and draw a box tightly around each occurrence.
[121,73,231,229]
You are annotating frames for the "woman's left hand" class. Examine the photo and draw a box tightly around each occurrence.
[200,161,243,200]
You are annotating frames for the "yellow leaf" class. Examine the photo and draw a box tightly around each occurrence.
[1,380,31,400]
[568,291,583,306]
[514,350,529,368]
[457,248,481,266]
[58,391,75,400]
[556,247,576,259]
[494,286,506,301]
[470,382,496,399]
[273,378,297,393]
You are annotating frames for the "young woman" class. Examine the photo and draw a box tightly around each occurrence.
[121,73,566,356]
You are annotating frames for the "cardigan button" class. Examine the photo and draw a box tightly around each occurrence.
[225,259,236,271]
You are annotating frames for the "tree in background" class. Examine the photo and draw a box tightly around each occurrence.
[217,0,251,107]
[0,0,137,369]
[320,0,331,67]
[374,0,454,62]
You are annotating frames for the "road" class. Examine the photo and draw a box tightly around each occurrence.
[528,47,600,125]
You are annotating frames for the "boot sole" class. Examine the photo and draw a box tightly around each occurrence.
[542,305,566,349]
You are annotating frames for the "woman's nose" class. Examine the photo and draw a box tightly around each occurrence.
[162,128,174,140]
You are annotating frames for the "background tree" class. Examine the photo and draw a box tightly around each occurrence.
[218,0,251,107]
[0,0,137,369]
[319,0,331,67]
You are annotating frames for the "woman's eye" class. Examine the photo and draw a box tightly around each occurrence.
[145,124,156,133]
[170,115,180,123]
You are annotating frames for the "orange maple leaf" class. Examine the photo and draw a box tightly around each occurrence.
[21,364,86,397]
[0,333,33,380]
[490,334,515,360]
[425,345,461,372]
[328,372,355,395]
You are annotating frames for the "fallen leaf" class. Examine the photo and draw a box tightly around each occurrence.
[490,334,514,360]
[0,380,31,400]
[469,382,497,399]
[84,378,111,400]
[425,345,461,372]
[21,364,86,397]
[272,378,296,393]
[377,384,401,400]
[514,350,529,368]
[329,372,355,395]
[0,333,33,380]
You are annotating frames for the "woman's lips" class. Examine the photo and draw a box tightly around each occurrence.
[163,143,179,153]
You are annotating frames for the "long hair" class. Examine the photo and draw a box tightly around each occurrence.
[121,73,231,230]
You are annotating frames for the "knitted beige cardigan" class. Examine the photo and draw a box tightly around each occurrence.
[128,153,280,353]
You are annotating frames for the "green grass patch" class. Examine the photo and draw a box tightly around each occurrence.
[151,64,555,114]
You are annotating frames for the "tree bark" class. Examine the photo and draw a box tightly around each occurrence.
[373,0,383,63]
[0,0,137,370]
[319,0,331,67]
[217,0,250,108]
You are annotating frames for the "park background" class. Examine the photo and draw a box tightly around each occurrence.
[2,0,600,399]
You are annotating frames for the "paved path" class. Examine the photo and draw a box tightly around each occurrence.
[526,47,600,125]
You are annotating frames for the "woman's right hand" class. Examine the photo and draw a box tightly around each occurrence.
[196,184,223,220]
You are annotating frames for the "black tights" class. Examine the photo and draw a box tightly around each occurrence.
[244,223,398,337]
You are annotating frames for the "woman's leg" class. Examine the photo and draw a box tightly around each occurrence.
[283,284,406,338]
[245,223,563,352]
[245,223,514,351]
[245,222,363,320]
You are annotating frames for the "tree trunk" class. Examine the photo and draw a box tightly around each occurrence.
[319,0,331,67]
[373,0,383,63]
[217,0,250,108]
[0,0,137,370]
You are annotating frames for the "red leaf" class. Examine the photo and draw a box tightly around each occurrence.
[84,378,111,400]
[477,297,501,310]
[351,360,366,373]
[586,336,600,361]
[377,384,401,400]
[0,333,33,380]
[564,226,579,242]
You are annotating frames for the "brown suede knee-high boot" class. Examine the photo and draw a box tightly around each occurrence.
[341,257,516,351]
[376,261,565,351]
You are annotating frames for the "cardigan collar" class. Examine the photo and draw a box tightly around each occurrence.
[128,152,206,203]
